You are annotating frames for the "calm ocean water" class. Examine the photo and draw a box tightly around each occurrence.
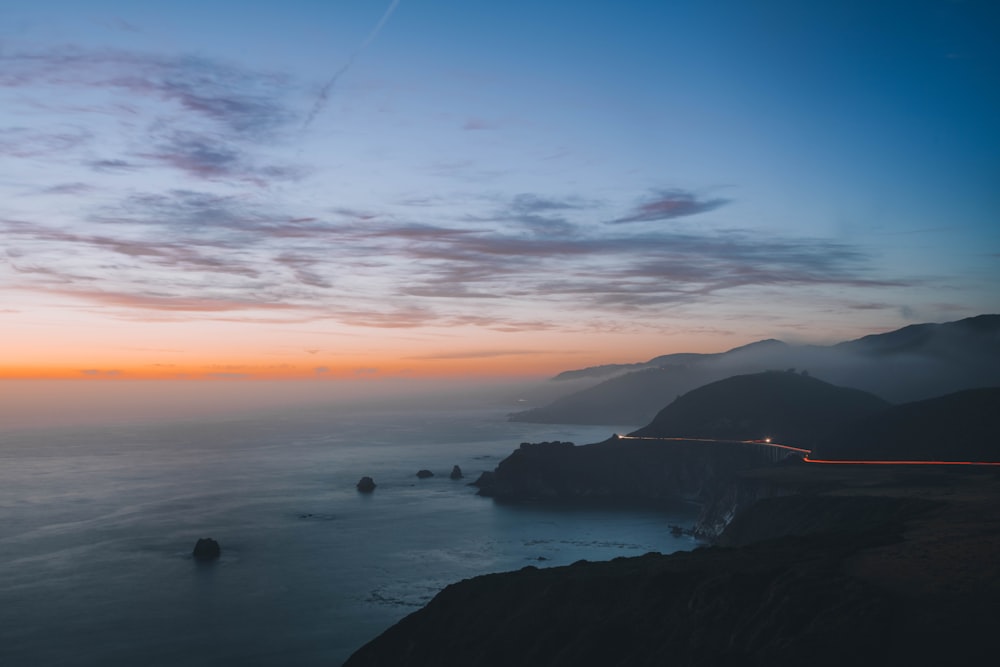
[0,402,698,666]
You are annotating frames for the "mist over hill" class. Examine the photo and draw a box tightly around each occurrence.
[511,315,1000,426]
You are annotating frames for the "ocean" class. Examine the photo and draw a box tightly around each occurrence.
[0,400,698,666]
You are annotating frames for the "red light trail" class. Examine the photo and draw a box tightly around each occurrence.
[615,435,1000,466]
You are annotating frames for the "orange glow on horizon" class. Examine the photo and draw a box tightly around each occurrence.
[0,356,561,381]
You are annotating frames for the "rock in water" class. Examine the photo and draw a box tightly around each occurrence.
[357,476,376,493]
[416,470,434,479]
[192,537,221,562]
[450,465,463,480]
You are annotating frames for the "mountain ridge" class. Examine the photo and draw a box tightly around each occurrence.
[511,314,1000,425]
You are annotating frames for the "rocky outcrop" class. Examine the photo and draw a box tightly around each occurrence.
[192,537,221,562]
[356,476,376,493]
[691,474,796,539]
[472,438,794,505]
[449,465,463,480]
[416,470,434,479]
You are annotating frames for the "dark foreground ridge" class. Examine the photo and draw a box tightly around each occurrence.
[343,467,1000,666]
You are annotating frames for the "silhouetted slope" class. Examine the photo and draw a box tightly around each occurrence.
[630,371,889,447]
[344,471,1000,667]
[814,387,1000,461]
[835,314,1000,357]
[473,438,796,504]
[551,340,788,382]
[510,366,703,426]
[511,315,1000,425]
[483,373,889,505]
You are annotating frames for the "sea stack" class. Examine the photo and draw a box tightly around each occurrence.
[356,476,376,493]
[416,470,434,479]
[192,537,221,562]
[450,465,463,480]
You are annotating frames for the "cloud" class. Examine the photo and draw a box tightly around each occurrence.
[274,253,333,288]
[409,349,547,360]
[467,193,592,238]
[611,189,729,223]
[4,219,261,278]
[86,158,141,172]
[140,130,306,183]
[79,369,122,377]
[35,286,298,313]
[0,126,92,158]
[1,48,304,187]
[463,117,499,130]
[39,182,94,195]
[2,167,911,333]
[1,49,297,139]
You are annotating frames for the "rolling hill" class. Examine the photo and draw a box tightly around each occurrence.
[629,371,890,448]
[511,315,1000,426]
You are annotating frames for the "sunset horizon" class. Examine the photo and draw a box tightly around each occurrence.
[3,1,997,389]
[3,4,999,662]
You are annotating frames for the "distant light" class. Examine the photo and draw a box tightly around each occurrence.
[764,437,771,443]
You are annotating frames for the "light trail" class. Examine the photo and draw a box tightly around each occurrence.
[614,434,1000,467]
[803,456,1000,467]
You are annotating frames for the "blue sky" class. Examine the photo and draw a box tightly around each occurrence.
[1,0,998,379]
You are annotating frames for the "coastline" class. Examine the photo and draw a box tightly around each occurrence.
[344,465,1000,666]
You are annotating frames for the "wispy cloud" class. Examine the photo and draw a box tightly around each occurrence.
[409,349,548,360]
[139,130,304,184]
[79,369,122,377]
[0,126,92,158]
[1,49,297,138]
[2,172,910,331]
[1,48,303,186]
[611,189,729,223]
[38,182,95,195]
[36,286,298,313]
[462,117,499,130]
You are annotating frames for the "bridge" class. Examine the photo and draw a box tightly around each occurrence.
[613,434,810,463]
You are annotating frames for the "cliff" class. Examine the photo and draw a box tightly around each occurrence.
[344,468,1000,666]
[472,437,798,506]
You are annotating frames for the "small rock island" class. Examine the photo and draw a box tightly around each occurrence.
[191,537,221,562]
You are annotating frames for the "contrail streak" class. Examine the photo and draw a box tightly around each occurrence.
[302,0,401,130]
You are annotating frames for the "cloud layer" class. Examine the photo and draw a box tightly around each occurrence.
[0,43,921,344]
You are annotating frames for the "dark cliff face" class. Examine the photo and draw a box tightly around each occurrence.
[473,438,797,505]
[345,538,898,667]
[344,470,1000,667]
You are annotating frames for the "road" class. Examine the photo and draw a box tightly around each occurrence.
[614,434,1000,466]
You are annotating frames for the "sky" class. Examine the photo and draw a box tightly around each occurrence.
[2,0,999,383]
